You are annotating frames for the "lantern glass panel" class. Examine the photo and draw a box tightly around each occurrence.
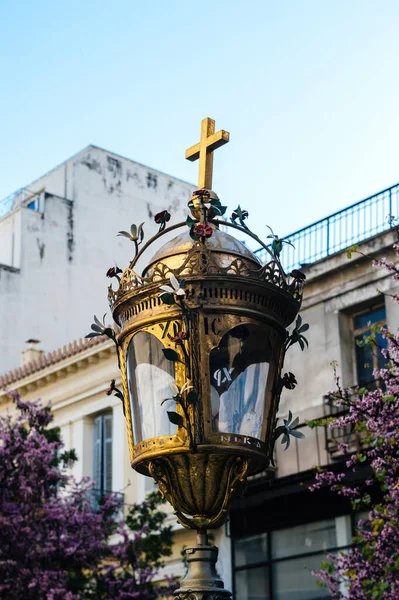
[127,331,176,443]
[210,324,273,439]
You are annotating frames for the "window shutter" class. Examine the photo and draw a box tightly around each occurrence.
[103,414,113,493]
[93,416,103,490]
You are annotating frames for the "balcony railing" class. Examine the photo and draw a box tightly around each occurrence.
[255,182,399,272]
[0,188,42,218]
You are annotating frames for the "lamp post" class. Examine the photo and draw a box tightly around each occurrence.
[104,118,305,599]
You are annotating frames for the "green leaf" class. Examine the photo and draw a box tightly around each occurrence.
[186,215,197,228]
[91,324,103,333]
[290,430,305,439]
[104,327,114,338]
[275,425,286,439]
[162,348,180,362]
[346,244,359,259]
[298,323,309,333]
[211,205,222,215]
[94,314,104,327]
[167,411,184,427]
[160,292,176,305]
[85,332,99,338]
[186,391,198,404]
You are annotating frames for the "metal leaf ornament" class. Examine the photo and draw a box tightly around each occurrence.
[285,314,309,352]
[266,225,295,259]
[230,205,249,229]
[161,381,196,448]
[85,314,117,344]
[275,411,305,450]
[207,197,228,218]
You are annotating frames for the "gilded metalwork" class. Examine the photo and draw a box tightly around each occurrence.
[185,117,230,189]
[147,455,248,529]
[98,117,306,599]
[111,215,303,532]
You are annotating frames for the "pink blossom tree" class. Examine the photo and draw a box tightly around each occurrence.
[0,392,176,599]
[309,242,399,599]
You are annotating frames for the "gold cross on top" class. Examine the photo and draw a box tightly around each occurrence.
[185,117,230,190]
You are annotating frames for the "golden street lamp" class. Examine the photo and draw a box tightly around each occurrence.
[102,118,305,599]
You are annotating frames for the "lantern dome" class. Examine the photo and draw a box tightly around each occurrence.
[143,228,261,277]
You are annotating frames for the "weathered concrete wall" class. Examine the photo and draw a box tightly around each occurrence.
[0,209,21,268]
[277,230,399,477]
[0,146,195,373]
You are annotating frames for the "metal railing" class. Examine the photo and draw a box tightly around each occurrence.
[0,187,42,218]
[255,183,399,272]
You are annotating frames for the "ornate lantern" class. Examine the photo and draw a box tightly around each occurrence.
[101,118,305,599]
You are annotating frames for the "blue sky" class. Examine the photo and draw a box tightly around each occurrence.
[1,0,399,238]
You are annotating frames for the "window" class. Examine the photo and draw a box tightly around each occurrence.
[233,517,352,600]
[24,191,42,212]
[353,305,387,388]
[93,413,113,506]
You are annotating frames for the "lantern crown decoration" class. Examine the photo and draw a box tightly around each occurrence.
[90,118,307,531]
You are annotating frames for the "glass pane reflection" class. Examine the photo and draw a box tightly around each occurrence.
[127,331,176,443]
[234,533,268,567]
[271,520,337,559]
[273,554,330,600]
[210,325,272,439]
[236,566,270,600]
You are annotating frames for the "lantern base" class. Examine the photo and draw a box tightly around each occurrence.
[147,453,250,529]
[174,531,232,600]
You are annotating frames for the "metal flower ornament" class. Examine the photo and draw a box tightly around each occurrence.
[266,224,295,259]
[230,205,249,229]
[154,210,171,232]
[159,274,186,305]
[274,411,305,450]
[117,222,144,257]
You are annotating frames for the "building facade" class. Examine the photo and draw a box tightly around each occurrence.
[227,184,399,599]
[1,178,398,596]
[0,145,195,374]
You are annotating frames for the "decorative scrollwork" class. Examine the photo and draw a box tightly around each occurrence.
[110,241,304,312]
[147,455,248,530]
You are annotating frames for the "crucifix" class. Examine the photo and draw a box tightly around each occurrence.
[185,117,230,190]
